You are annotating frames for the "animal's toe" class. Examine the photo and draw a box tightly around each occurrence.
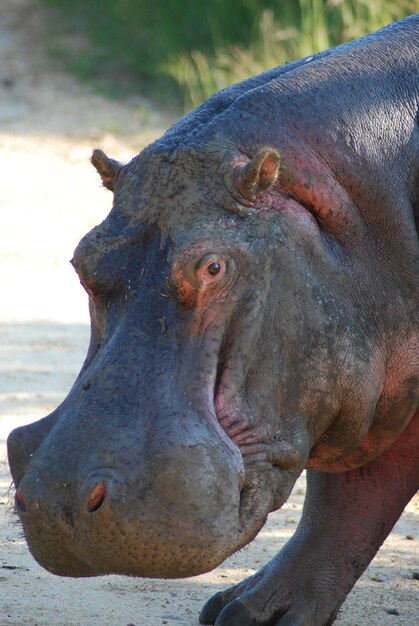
[214,600,256,626]
[199,592,226,624]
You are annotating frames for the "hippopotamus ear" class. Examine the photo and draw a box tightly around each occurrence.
[91,149,123,192]
[234,148,281,201]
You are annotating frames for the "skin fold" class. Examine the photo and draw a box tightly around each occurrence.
[8,15,419,625]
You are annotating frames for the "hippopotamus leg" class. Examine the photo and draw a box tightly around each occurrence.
[200,413,418,626]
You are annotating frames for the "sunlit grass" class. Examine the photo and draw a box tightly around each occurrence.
[165,0,417,108]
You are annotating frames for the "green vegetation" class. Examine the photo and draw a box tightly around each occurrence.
[45,0,416,108]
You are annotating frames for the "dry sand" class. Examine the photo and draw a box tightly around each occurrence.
[0,1,417,624]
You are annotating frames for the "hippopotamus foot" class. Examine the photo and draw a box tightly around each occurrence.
[200,417,418,626]
[199,529,348,626]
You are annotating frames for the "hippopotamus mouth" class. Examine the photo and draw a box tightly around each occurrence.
[8,288,306,580]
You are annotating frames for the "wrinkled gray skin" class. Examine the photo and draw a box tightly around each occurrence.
[8,16,419,626]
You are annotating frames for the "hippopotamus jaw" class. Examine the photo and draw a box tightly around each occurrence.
[9,299,310,580]
[8,320,288,579]
[10,420,275,579]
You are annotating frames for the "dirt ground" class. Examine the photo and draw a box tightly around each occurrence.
[0,1,417,625]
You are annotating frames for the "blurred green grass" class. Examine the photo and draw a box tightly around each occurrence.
[45,0,417,109]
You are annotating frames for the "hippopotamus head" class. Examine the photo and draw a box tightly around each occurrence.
[7,128,409,578]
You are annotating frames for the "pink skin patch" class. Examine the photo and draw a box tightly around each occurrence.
[216,393,273,466]
[16,488,26,512]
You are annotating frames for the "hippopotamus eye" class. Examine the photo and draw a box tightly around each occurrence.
[195,254,227,284]
[207,261,221,275]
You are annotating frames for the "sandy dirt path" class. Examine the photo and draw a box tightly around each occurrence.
[0,1,417,624]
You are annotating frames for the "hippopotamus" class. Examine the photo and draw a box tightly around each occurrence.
[7,15,418,626]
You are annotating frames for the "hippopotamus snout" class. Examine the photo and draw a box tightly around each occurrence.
[8,404,245,578]
[14,466,119,518]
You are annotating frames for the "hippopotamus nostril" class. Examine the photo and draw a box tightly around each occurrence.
[79,469,124,516]
[86,480,107,513]
[15,488,27,512]
[16,468,47,511]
